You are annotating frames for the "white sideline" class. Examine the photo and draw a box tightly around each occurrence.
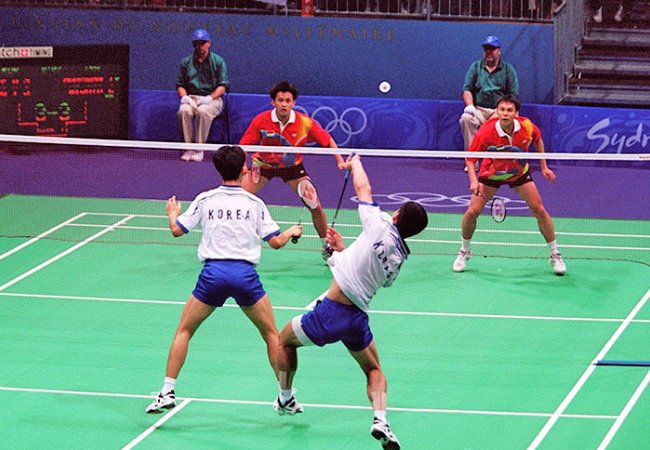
[122,399,192,450]
[0,385,617,420]
[0,215,135,292]
[597,370,650,450]
[527,288,650,449]
[1,291,649,324]
[0,212,87,262]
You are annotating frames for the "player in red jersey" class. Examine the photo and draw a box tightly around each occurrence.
[240,81,344,259]
[453,94,566,275]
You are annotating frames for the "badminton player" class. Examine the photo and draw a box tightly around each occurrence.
[273,154,428,450]
[453,94,566,275]
[145,145,302,414]
[239,81,345,260]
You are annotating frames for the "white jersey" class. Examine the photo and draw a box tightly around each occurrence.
[327,202,409,312]
[176,185,280,265]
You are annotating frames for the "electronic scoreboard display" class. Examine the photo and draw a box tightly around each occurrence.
[0,45,129,139]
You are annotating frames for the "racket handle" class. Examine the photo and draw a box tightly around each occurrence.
[291,236,299,244]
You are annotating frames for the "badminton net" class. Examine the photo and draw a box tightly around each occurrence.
[0,134,648,266]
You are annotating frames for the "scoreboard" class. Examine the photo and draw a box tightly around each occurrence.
[0,45,129,139]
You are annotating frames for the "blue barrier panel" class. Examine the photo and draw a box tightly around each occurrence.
[551,104,650,155]
[130,90,650,162]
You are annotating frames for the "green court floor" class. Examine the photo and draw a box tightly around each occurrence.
[1,194,649,449]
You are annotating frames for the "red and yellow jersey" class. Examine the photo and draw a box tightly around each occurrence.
[239,110,332,168]
[468,116,541,181]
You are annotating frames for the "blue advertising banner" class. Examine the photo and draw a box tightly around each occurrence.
[131,90,650,158]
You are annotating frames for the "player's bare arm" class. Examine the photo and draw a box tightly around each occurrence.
[165,196,184,237]
[465,160,480,194]
[535,137,556,183]
[328,138,346,169]
[267,225,303,249]
[346,155,372,203]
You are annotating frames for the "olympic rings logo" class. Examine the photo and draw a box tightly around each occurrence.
[350,192,530,210]
[295,105,368,147]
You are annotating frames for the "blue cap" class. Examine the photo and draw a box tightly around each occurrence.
[482,35,501,48]
[192,28,211,42]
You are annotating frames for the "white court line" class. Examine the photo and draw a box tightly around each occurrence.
[1,291,645,324]
[527,288,650,450]
[0,212,88,262]
[122,399,192,450]
[597,369,650,450]
[37,211,649,242]
[66,217,650,240]
[407,238,650,252]
[0,385,617,420]
[0,215,135,293]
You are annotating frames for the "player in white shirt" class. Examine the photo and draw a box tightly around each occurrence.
[146,145,302,414]
[273,154,429,450]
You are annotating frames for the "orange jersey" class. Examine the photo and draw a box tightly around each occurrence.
[239,110,332,168]
[468,116,541,181]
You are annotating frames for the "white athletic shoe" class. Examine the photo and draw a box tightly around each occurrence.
[145,390,176,414]
[190,150,204,162]
[614,4,624,22]
[550,252,567,276]
[452,249,471,272]
[273,393,304,416]
[593,6,603,23]
[370,418,401,450]
[181,151,193,161]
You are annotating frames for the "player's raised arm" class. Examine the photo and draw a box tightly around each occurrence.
[345,154,372,203]
[165,196,184,237]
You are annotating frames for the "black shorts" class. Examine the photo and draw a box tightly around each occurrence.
[259,162,308,182]
[479,171,533,188]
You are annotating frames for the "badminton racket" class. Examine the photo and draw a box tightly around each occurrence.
[250,160,261,185]
[292,178,319,244]
[475,192,507,223]
[331,153,355,229]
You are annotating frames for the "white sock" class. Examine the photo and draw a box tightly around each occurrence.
[374,410,388,423]
[162,377,176,394]
[461,238,471,251]
[279,389,294,403]
[548,240,559,254]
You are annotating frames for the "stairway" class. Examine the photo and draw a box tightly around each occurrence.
[559,0,650,108]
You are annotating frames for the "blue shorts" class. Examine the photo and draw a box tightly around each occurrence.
[295,297,373,352]
[192,259,266,307]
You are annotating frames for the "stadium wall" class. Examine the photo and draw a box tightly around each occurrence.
[0,7,553,103]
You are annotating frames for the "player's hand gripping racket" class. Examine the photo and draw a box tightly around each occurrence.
[476,191,506,223]
[292,179,319,244]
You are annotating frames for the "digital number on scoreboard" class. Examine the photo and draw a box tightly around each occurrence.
[0,45,129,139]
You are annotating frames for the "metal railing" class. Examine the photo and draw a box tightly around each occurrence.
[553,0,585,103]
[2,0,555,21]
